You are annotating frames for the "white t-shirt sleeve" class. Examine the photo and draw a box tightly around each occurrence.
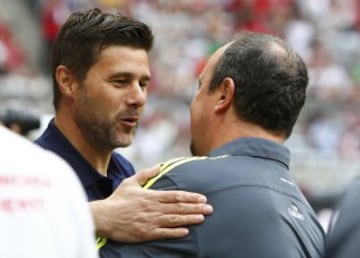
[0,127,98,258]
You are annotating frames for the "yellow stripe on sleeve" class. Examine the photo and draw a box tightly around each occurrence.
[96,237,107,250]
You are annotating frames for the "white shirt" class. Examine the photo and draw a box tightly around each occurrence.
[0,126,98,258]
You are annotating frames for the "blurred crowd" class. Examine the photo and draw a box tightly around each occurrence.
[1,0,360,203]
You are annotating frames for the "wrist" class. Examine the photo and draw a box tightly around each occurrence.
[89,200,111,238]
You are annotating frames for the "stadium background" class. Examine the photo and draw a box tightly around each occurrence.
[1,0,360,230]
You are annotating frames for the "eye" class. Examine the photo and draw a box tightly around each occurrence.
[112,79,129,87]
[139,80,149,89]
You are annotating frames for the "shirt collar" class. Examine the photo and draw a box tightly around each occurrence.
[208,137,290,169]
[45,119,110,188]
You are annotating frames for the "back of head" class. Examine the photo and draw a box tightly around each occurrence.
[51,8,154,110]
[209,31,308,138]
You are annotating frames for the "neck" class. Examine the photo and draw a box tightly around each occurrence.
[207,116,285,155]
[54,108,111,176]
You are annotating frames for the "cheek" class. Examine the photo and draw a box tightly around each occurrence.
[98,90,124,109]
[190,101,202,133]
[190,100,196,124]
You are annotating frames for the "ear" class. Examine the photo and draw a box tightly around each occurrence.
[214,77,235,114]
[55,65,77,97]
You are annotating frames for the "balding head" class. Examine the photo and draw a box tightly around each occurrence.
[207,31,308,138]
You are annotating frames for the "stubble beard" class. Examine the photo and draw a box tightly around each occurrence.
[109,120,137,148]
[75,98,137,152]
[76,109,137,152]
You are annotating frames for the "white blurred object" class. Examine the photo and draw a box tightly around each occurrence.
[0,126,98,258]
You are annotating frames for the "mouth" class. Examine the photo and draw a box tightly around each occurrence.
[120,116,139,128]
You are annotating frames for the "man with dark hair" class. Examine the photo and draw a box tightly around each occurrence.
[104,32,325,257]
[35,8,212,245]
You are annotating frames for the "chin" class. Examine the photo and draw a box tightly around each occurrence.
[113,138,133,148]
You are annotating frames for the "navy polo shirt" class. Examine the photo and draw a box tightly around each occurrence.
[35,119,135,201]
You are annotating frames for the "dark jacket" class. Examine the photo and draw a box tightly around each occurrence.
[100,137,325,258]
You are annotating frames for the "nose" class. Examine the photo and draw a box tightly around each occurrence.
[126,83,146,107]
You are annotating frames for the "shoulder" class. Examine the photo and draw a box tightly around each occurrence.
[0,127,97,257]
[144,155,229,190]
[325,178,360,257]
[2,126,66,169]
[1,126,83,190]
[337,178,360,213]
[330,178,360,233]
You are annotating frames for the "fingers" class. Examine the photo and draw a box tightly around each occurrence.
[95,184,213,242]
[135,214,207,241]
[132,165,161,186]
[144,214,207,240]
[150,227,190,240]
[157,214,206,228]
[141,192,213,216]
[144,189,213,215]
[159,202,213,216]
[153,189,208,204]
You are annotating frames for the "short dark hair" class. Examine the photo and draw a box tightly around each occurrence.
[51,8,154,110]
[209,31,308,138]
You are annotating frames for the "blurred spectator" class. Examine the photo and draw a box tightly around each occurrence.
[328,0,357,31]
[283,2,315,62]
[1,0,360,209]
[297,0,330,25]
[305,112,342,159]
[307,41,353,100]
[0,21,26,74]
[338,109,360,160]
[0,109,40,136]
[40,0,70,72]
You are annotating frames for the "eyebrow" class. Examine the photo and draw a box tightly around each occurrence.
[108,72,151,81]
